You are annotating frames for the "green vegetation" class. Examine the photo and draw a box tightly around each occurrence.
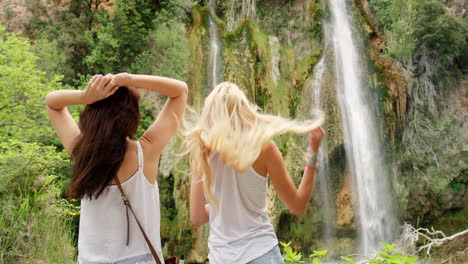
[370,0,467,69]
[280,241,418,264]
[0,139,76,263]
[369,0,467,227]
[281,241,306,263]
[0,27,75,263]
[0,0,192,260]
[0,28,59,141]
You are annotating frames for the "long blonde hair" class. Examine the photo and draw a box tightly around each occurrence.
[181,82,324,204]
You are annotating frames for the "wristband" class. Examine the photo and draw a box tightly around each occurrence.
[306,152,318,169]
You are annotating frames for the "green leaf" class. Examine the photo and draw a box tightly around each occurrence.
[340,257,356,264]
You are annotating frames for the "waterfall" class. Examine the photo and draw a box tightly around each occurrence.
[207,0,223,91]
[269,36,280,88]
[326,0,396,255]
[307,54,337,248]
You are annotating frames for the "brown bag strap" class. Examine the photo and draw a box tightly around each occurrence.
[114,176,163,264]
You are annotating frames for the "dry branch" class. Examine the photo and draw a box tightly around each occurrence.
[396,223,468,256]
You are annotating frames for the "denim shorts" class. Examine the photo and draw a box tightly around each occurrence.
[247,245,285,264]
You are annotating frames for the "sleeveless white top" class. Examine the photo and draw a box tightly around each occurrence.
[206,152,278,264]
[78,141,164,264]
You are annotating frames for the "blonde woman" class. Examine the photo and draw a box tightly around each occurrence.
[183,82,325,264]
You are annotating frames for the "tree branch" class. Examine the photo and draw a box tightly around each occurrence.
[396,223,468,256]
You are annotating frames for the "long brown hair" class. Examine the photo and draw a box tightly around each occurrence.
[68,86,140,200]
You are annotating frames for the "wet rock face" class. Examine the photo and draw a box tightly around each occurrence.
[445,78,468,152]
[335,172,355,231]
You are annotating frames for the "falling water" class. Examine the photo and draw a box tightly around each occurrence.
[207,0,224,91]
[269,36,280,88]
[311,56,325,107]
[307,54,337,248]
[327,0,396,255]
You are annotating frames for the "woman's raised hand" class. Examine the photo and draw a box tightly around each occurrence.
[309,127,325,153]
[102,72,131,90]
[82,74,118,104]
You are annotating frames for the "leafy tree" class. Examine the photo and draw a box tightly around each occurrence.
[413,0,467,68]
[84,0,159,73]
[31,37,68,80]
[130,16,191,80]
[0,28,60,141]
[370,0,467,70]
[23,0,108,83]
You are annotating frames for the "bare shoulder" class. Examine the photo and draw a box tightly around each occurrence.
[253,141,280,176]
[262,140,282,160]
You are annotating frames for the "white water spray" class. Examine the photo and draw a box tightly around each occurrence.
[306,54,337,247]
[207,1,223,91]
[327,0,396,255]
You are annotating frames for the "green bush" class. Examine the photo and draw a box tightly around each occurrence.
[370,0,467,69]
[413,1,467,67]
[397,115,465,224]
[0,139,76,263]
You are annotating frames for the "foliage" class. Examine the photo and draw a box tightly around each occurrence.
[23,0,161,82]
[187,5,209,110]
[130,13,191,80]
[31,37,68,81]
[412,1,467,68]
[280,241,418,264]
[309,249,328,264]
[0,25,78,263]
[370,0,467,229]
[24,0,101,83]
[396,115,465,224]
[367,243,418,264]
[83,0,157,74]
[154,0,194,23]
[369,0,467,70]
[281,241,305,264]
[369,0,417,61]
[135,99,156,139]
[0,139,76,263]
[159,172,177,242]
[224,19,278,110]
[0,28,59,142]
[256,0,294,36]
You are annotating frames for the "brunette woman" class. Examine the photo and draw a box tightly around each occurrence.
[46,73,187,264]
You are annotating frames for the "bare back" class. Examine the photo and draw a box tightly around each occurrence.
[112,139,160,185]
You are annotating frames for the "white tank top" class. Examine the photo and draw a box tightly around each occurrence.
[78,141,164,264]
[206,152,278,264]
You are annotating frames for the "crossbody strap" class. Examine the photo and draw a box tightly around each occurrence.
[114,175,163,264]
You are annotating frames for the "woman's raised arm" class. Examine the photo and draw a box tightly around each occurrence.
[46,74,114,154]
[109,73,188,155]
[264,127,325,216]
